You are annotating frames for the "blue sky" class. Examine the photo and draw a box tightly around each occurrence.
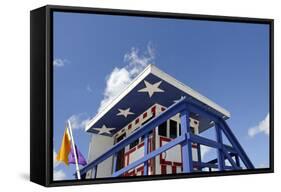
[53,11,270,180]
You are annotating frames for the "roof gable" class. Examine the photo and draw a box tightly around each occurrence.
[86,65,230,135]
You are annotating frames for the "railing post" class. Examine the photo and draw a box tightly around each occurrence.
[196,144,202,171]
[112,153,117,174]
[180,106,193,173]
[215,123,225,171]
[234,154,240,167]
[143,133,149,175]
[92,165,97,179]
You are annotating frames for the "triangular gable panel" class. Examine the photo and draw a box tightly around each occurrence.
[86,65,230,135]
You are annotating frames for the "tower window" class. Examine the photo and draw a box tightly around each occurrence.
[169,120,178,139]
[158,121,167,137]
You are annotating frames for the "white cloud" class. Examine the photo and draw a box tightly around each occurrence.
[123,42,155,76]
[53,169,66,181]
[53,150,67,180]
[68,113,90,130]
[248,113,269,137]
[98,43,155,113]
[53,150,59,168]
[200,145,211,161]
[53,58,68,67]
[86,84,94,93]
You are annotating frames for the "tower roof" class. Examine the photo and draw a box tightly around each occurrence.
[86,65,230,135]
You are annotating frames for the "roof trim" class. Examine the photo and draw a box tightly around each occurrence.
[150,65,231,118]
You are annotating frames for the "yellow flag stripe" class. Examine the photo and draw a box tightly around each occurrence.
[56,128,71,165]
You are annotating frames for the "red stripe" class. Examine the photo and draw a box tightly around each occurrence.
[173,162,182,166]
[172,165,177,174]
[124,147,136,167]
[135,118,139,124]
[127,170,136,176]
[124,147,136,156]
[151,106,156,114]
[136,166,144,172]
[137,142,144,149]
[160,158,173,165]
[161,165,167,174]
[128,124,132,129]
[143,112,147,118]
[192,143,197,148]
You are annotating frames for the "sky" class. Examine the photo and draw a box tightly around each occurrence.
[53,11,270,180]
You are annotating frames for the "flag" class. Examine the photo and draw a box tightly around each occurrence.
[69,144,87,166]
[56,128,71,165]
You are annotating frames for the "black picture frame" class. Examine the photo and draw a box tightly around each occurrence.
[30,5,274,187]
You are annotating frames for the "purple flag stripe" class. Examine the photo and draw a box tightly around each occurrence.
[69,144,87,166]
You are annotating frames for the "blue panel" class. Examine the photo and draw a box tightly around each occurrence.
[88,73,225,135]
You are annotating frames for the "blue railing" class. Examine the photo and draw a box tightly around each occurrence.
[79,96,254,178]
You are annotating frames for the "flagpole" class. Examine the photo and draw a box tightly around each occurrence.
[67,120,81,180]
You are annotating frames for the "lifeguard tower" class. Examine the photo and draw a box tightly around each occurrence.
[80,65,254,179]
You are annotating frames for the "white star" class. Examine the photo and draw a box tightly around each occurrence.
[93,125,115,135]
[138,80,164,97]
[117,108,134,118]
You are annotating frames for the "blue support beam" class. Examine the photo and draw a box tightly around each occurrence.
[92,165,97,179]
[235,154,241,167]
[196,144,202,171]
[180,107,193,173]
[143,133,149,176]
[189,134,221,149]
[189,134,236,154]
[215,123,225,171]
[112,153,117,174]
[224,145,237,154]
[219,120,254,169]
[222,148,241,170]
[185,100,254,169]
[186,101,254,169]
